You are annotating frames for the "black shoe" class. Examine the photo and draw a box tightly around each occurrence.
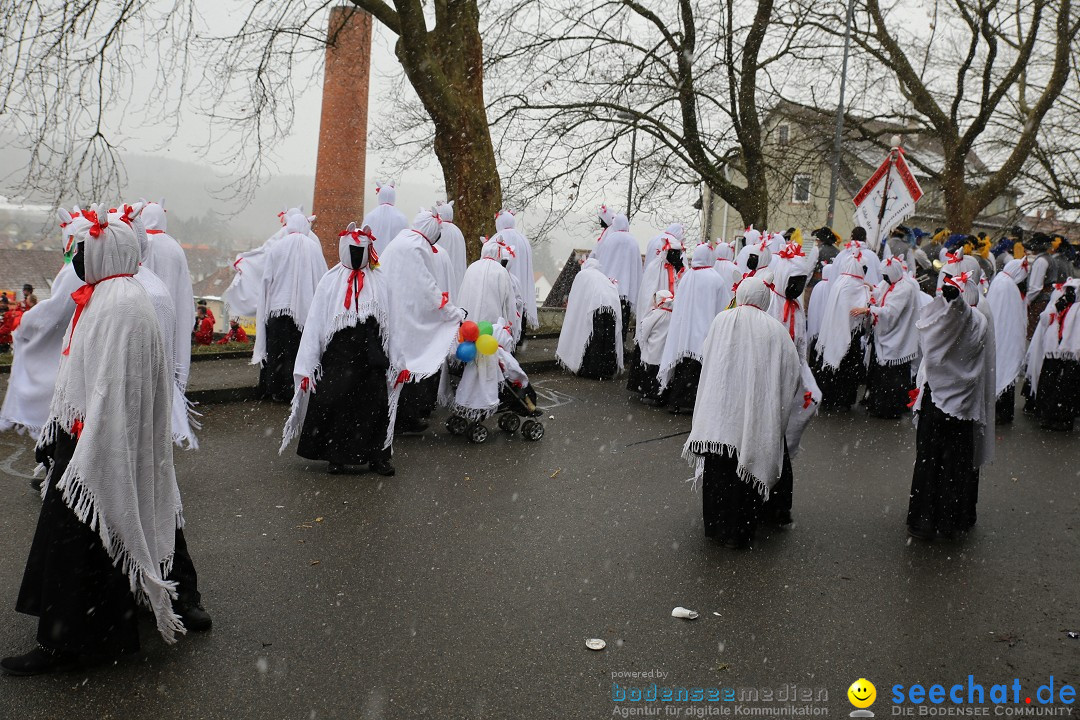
[907,525,934,541]
[29,478,43,492]
[398,420,429,436]
[769,510,794,526]
[327,462,346,475]
[175,602,213,632]
[1,646,79,676]
[370,460,396,477]
[720,536,752,550]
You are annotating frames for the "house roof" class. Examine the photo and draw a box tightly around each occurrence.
[0,249,65,300]
[767,99,1000,185]
[193,266,235,298]
[542,249,592,309]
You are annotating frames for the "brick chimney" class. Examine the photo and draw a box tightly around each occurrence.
[312,6,373,265]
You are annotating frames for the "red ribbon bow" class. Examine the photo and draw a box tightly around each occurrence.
[395,369,411,387]
[84,209,106,239]
[300,377,311,392]
[803,391,814,409]
[344,269,365,310]
[907,388,921,408]
[945,251,962,265]
[63,273,134,355]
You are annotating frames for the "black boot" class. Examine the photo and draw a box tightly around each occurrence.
[175,601,213,632]
[370,460,396,477]
[1,645,79,676]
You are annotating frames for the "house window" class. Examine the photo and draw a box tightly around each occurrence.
[792,174,811,204]
[778,124,790,146]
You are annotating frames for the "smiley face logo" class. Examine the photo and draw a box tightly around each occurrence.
[848,678,876,709]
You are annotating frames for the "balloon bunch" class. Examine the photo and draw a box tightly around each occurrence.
[455,320,499,362]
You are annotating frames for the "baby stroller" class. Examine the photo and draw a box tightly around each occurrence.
[444,320,545,444]
[445,378,545,444]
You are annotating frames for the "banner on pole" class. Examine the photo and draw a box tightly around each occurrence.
[853,149,923,250]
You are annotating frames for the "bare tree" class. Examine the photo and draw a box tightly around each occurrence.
[0,1,502,253]
[485,0,816,231]
[805,0,1079,232]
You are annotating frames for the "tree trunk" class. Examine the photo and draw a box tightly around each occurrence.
[392,2,502,263]
[940,159,977,233]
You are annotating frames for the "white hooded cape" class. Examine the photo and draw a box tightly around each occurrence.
[252,213,329,366]
[435,201,467,297]
[1025,279,1080,396]
[40,209,186,643]
[638,291,674,366]
[985,259,1029,396]
[1,262,81,435]
[280,233,404,454]
[456,244,518,349]
[635,252,685,338]
[682,278,803,497]
[658,245,728,388]
[869,260,921,366]
[590,213,642,310]
[380,214,465,379]
[490,210,537,328]
[556,258,624,374]
[911,289,996,467]
[140,203,195,397]
[814,254,870,370]
[362,185,409,255]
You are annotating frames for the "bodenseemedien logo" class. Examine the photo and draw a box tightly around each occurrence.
[849,678,877,717]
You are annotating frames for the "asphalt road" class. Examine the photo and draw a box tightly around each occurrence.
[0,373,1076,719]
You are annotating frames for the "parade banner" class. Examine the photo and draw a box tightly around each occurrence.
[853,149,924,251]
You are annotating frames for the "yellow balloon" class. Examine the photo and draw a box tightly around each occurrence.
[476,334,498,356]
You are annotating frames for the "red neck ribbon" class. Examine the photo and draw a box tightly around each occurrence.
[63,274,135,355]
[344,269,365,310]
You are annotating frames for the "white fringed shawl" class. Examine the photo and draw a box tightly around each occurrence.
[41,217,185,643]
[1025,279,1080,396]
[815,254,870,370]
[252,217,329,366]
[638,292,673,366]
[556,258,624,374]
[682,278,802,498]
[279,262,401,453]
[591,214,643,311]
[658,247,728,388]
[869,278,921,365]
[0,262,81,435]
[986,260,1029,396]
[380,229,465,379]
[911,293,996,467]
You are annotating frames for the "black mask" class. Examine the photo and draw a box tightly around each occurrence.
[600,218,609,230]
[73,242,86,281]
[666,249,684,271]
[501,258,509,268]
[348,245,366,269]
[1017,280,1028,296]
[942,284,960,302]
[785,275,807,300]
[746,254,759,271]
[1055,286,1076,314]
[862,265,869,275]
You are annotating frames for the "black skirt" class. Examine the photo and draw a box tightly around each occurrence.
[813,331,866,410]
[907,385,979,536]
[1033,357,1080,429]
[297,320,392,464]
[396,373,441,428]
[16,431,140,656]
[865,357,912,419]
[702,445,792,544]
[625,345,646,393]
[996,385,1016,424]
[665,358,701,411]
[578,310,620,381]
[260,315,303,402]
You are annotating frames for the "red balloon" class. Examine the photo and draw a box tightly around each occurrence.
[460,320,480,342]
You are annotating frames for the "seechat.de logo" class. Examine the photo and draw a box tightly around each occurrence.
[849,678,877,718]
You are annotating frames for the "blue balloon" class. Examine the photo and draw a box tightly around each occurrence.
[455,341,477,362]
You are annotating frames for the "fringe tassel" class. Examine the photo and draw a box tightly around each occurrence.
[680,440,772,501]
[877,352,918,367]
[448,403,500,423]
[53,466,187,643]
[559,305,624,374]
